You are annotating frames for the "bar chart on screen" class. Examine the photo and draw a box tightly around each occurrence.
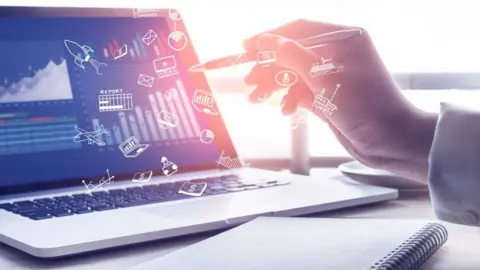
[102,33,169,60]
[92,80,202,145]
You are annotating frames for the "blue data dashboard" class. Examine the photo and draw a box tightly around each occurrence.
[0,16,220,188]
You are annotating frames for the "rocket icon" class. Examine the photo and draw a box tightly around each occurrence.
[64,39,107,75]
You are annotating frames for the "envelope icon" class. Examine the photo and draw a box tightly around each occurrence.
[138,74,155,88]
[142,29,158,46]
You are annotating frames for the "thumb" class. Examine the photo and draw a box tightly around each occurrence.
[256,34,318,77]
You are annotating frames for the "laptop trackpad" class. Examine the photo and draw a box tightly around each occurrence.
[141,196,276,224]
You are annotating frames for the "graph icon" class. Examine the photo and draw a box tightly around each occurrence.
[113,44,128,60]
[103,30,171,60]
[216,151,250,170]
[99,94,133,112]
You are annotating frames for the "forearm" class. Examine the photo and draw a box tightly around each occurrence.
[372,108,438,184]
[402,110,438,183]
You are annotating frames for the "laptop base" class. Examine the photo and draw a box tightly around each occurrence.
[0,168,397,258]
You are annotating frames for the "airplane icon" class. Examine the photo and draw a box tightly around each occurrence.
[73,125,107,146]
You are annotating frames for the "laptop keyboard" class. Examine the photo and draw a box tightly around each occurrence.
[0,174,290,221]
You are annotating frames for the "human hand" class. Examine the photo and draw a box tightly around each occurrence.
[244,19,436,182]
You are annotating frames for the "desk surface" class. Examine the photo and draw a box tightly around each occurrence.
[1,169,479,270]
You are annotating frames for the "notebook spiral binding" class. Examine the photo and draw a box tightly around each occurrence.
[369,223,448,270]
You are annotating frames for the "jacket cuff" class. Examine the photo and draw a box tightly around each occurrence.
[429,102,480,226]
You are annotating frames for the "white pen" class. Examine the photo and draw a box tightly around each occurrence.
[189,29,363,72]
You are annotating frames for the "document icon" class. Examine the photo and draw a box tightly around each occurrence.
[142,29,158,46]
[132,171,153,183]
[138,74,155,88]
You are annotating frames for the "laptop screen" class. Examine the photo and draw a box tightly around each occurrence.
[0,14,221,189]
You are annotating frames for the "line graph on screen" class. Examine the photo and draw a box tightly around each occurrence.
[0,60,73,104]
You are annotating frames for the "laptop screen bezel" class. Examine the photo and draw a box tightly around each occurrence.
[0,6,238,196]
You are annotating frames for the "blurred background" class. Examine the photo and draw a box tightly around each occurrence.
[9,0,480,170]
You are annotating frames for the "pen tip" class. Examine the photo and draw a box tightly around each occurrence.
[188,65,206,73]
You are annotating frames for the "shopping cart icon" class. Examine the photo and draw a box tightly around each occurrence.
[191,89,219,116]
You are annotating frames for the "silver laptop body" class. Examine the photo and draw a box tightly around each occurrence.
[0,6,397,258]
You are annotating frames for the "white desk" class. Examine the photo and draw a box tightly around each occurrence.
[1,169,479,269]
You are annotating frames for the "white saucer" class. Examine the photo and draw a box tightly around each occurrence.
[338,161,428,190]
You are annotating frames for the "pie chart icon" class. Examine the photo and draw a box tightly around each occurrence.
[168,31,188,51]
[200,129,214,144]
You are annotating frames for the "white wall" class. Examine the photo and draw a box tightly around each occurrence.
[4,0,480,73]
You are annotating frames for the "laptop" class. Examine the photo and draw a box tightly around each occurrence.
[119,136,150,158]
[0,6,398,258]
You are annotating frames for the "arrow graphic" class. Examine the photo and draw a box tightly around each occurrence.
[331,84,341,100]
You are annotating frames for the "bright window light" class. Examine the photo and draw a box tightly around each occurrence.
[9,0,480,159]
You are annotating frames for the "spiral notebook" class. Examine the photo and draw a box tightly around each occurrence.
[130,217,448,270]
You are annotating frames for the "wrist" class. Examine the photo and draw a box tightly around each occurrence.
[410,110,438,162]
[392,109,438,182]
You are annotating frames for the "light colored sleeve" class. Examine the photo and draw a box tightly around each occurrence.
[429,102,480,226]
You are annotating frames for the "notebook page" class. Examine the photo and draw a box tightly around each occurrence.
[421,247,480,270]
[130,217,438,270]
[421,223,480,270]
